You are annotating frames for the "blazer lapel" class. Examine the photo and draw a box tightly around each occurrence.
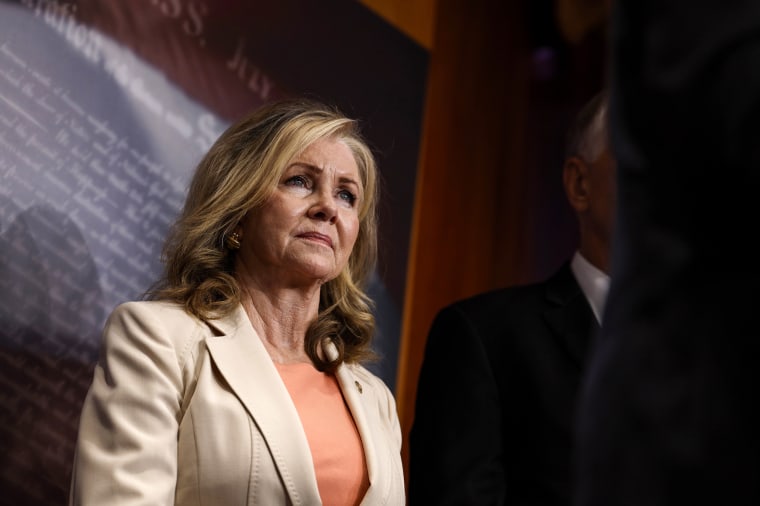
[204,304,322,506]
[326,342,391,505]
[543,263,598,368]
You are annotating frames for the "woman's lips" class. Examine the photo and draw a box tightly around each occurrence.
[297,232,333,248]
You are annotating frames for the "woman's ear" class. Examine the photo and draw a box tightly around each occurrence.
[563,156,591,212]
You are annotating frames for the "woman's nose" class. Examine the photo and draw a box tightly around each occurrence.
[307,190,338,223]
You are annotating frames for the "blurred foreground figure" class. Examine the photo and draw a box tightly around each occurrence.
[575,1,760,505]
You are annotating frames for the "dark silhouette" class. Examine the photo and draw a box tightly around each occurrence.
[575,1,760,505]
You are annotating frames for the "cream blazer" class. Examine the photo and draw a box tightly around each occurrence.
[69,300,405,505]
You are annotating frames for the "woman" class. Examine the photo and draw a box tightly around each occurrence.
[69,98,405,505]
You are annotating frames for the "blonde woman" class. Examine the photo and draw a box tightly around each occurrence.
[69,98,405,505]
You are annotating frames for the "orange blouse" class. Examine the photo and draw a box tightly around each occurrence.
[274,362,369,506]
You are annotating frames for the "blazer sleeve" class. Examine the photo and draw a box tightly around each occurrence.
[408,303,505,505]
[69,302,193,506]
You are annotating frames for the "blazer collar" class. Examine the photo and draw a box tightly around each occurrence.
[204,304,322,505]
[543,262,599,368]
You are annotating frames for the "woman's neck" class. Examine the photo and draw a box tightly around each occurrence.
[237,272,321,365]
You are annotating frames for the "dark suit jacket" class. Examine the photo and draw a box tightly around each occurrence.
[575,2,760,505]
[409,262,597,505]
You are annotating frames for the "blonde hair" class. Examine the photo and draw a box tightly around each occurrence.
[150,97,379,371]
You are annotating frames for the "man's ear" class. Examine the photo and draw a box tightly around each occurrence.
[563,156,590,212]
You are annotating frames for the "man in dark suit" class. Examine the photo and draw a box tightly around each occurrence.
[409,91,615,505]
[574,1,760,505]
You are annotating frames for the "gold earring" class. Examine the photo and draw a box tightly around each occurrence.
[225,231,241,250]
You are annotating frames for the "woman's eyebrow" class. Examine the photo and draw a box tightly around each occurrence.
[290,163,361,188]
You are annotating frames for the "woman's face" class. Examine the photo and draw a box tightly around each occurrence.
[237,137,363,287]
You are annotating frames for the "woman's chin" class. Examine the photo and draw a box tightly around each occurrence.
[291,264,341,286]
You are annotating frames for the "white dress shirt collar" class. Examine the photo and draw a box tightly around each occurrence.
[570,251,610,325]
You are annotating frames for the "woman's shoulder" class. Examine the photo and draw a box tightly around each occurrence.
[105,300,208,350]
[111,299,193,318]
[97,301,213,409]
[108,299,201,328]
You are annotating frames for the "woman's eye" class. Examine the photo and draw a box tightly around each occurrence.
[338,189,357,206]
[284,175,309,188]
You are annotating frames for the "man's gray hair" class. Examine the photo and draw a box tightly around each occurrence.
[565,91,609,162]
